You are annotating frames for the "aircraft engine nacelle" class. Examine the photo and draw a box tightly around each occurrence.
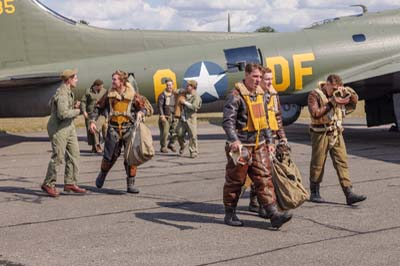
[0,77,60,118]
[281,103,302,126]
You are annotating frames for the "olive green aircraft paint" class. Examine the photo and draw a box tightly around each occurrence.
[1,0,400,127]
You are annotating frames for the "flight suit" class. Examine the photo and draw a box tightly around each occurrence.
[308,86,357,188]
[157,90,178,151]
[222,81,292,227]
[91,83,146,193]
[248,89,287,213]
[81,86,108,151]
[176,91,202,157]
[307,84,366,205]
[223,83,275,208]
[43,83,81,187]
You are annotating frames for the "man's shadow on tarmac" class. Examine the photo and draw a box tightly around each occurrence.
[0,134,88,149]
[0,184,126,204]
[0,186,46,204]
[134,199,279,231]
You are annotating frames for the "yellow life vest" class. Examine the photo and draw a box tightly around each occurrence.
[108,83,136,134]
[267,94,279,131]
[235,82,268,147]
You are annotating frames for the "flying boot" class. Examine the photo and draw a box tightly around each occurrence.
[265,204,292,229]
[343,186,367,205]
[224,206,244,227]
[126,164,139,194]
[248,186,260,213]
[96,160,113,188]
[309,181,325,203]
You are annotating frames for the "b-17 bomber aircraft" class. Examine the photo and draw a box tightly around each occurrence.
[0,0,400,128]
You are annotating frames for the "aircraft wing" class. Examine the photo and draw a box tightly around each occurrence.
[0,73,61,89]
[339,53,400,84]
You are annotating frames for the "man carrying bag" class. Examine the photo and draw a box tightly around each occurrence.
[270,143,309,210]
[125,117,155,166]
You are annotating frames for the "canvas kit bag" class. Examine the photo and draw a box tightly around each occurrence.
[271,143,309,210]
[125,119,155,166]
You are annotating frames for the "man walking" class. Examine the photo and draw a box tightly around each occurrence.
[42,69,86,197]
[176,80,202,158]
[222,63,292,229]
[308,74,367,205]
[248,67,288,217]
[157,79,178,153]
[89,70,147,193]
[81,79,107,153]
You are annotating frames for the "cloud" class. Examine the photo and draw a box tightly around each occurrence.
[40,0,400,32]
[166,0,265,10]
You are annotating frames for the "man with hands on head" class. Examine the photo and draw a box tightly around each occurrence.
[308,74,367,205]
[176,80,202,158]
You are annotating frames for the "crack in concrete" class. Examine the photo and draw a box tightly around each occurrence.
[194,225,400,266]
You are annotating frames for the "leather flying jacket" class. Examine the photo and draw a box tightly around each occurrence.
[157,90,176,116]
[223,85,273,144]
[308,87,334,120]
[90,86,146,126]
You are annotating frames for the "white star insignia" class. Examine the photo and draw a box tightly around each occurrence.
[184,62,226,99]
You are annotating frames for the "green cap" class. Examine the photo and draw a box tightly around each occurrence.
[186,80,197,88]
[61,69,78,81]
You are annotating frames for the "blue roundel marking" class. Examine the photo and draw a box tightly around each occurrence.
[183,61,228,103]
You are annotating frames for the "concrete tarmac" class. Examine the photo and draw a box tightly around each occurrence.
[0,118,399,266]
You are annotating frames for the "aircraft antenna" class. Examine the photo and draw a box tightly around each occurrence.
[228,13,231,32]
[350,4,368,14]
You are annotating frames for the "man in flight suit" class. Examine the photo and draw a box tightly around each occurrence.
[41,69,86,197]
[176,80,202,158]
[81,79,107,153]
[157,79,178,153]
[248,67,288,217]
[308,74,367,205]
[89,70,147,193]
[222,63,292,229]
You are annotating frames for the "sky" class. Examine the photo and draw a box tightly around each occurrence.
[40,0,400,32]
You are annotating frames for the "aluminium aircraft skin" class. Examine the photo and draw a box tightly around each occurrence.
[0,0,400,127]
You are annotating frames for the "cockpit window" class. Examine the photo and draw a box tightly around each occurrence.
[352,34,366,42]
[32,0,76,25]
[305,13,363,29]
[305,17,340,29]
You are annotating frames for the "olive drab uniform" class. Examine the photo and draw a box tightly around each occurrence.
[308,83,366,205]
[308,85,355,187]
[91,83,147,193]
[81,86,108,150]
[222,81,292,228]
[158,90,178,151]
[176,91,202,157]
[43,83,81,187]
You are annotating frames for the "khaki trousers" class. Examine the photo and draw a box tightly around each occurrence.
[43,126,79,187]
[176,117,198,154]
[158,115,178,148]
[85,116,107,147]
[310,131,352,188]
